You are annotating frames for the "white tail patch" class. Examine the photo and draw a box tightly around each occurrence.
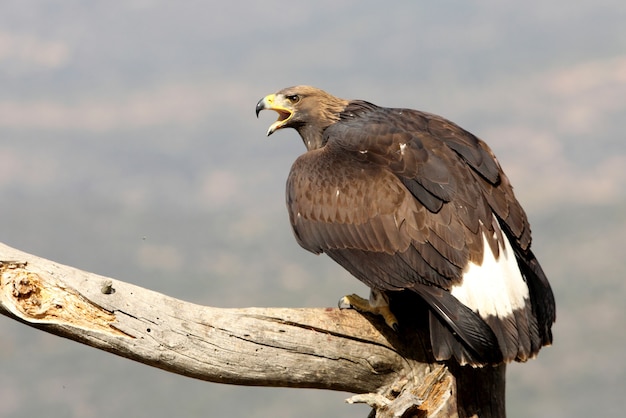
[450,227,529,318]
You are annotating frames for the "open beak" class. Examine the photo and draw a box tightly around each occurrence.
[256,94,294,136]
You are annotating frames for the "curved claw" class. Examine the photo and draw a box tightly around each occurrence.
[338,295,354,309]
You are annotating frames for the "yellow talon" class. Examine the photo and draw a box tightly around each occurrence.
[338,292,399,331]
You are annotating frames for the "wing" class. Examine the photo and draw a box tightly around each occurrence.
[335,103,532,252]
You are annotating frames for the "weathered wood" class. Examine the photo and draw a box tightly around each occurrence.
[0,242,506,417]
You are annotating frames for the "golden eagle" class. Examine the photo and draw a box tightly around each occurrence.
[256,85,555,366]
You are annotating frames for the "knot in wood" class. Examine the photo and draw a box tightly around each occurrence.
[11,271,44,311]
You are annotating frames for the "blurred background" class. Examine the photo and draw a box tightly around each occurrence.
[1,1,625,417]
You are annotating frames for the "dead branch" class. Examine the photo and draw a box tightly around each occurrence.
[0,242,505,417]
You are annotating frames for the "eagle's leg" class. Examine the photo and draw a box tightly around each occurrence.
[338,289,399,331]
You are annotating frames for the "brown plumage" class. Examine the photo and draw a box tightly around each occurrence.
[256,85,555,366]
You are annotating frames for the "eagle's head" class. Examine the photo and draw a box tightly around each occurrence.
[256,85,349,150]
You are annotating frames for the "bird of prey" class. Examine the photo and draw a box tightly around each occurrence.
[256,85,555,366]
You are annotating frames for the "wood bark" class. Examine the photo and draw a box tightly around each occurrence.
[0,242,505,417]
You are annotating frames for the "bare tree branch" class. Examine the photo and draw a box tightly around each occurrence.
[0,242,505,417]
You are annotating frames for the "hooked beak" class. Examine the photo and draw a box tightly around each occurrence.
[256,94,294,136]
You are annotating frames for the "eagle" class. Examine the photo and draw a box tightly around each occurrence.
[256,85,555,366]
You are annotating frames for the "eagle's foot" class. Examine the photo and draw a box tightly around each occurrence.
[338,292,399,331]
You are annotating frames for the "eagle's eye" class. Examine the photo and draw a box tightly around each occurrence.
[286,94,300,104]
